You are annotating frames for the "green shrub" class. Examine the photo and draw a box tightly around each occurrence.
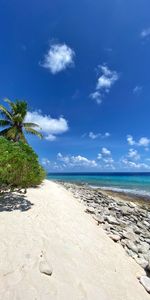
[0,137,45,189]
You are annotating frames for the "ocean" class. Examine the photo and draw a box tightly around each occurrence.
[47,172,150,198]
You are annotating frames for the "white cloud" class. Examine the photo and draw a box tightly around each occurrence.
[133,86,142,95]
[101,147,111,156]
[88,131,110,140]
[97,147,114,169]
[138,137,150,147]
[122,159,149,170]
[127,135,136,146]
[97,65,119,90]
[127,149,140,161]
[89,132,101,139]
[42,158,63,171]
[90,91,102,104]
[41,43,75,74]
[90,64,119,104]
[141,28,150,38]
[57,153,97,168]
[25,111,69,141]
[127,135,150,149]
[103,157,114,164]
[104,132,110,137]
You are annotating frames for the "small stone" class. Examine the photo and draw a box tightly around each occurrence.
[135,257,148,269]
[85,207,95,214]
[140,276,150,293]
[138,242,149,254]
[93,215,104,224]
[106,215,119,225]
[109,234,121,242]
[120,206,133,216]
[122,230,137,241]
[39,260,53,276]
[126,241,138,253]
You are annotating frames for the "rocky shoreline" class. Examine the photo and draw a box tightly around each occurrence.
[59,181,150,293]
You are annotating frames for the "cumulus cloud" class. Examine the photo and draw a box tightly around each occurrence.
[41,43,75,74]
[25,111,69,141]
[90,91,102,104]
[57,153,97,168]
[127,135,150,149]
[127,135,136,146]
[138,137,150,147]
[140,28,150,38]
[90,64,119,104]
[133,86,142,95]
[42,158,63,171]
[127,149,140,161]
[97,147,114,168]
[88,131,110,140]
[122,159,149,170]
[101,147,111,156]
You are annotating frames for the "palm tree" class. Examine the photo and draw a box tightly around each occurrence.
[0,99,43,143]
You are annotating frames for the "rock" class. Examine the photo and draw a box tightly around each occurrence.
[105,215,119,225]
[143,220,150,227]
[120,206,133,216]
[140,276,150,293]
[109,234,121,242]
[135,257,148,269]
[126,241,138,253]
[85,207,95,214]
[133,226,142,234]
[128,202,137,208]
[39,260,53,276]
[138,242,149,254]
[93,215,105,224]
[122,229,137,241]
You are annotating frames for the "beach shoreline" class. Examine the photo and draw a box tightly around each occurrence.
[0,179,150,299]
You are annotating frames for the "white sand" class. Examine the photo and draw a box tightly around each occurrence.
[0,180,149,300]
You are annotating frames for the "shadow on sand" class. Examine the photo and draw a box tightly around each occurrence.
[0,192,33,212]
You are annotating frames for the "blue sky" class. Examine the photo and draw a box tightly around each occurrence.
[1,0,150,172]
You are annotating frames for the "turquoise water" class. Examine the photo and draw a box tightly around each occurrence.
[47,172,150,198]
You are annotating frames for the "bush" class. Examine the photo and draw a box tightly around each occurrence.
[0,137,45,189]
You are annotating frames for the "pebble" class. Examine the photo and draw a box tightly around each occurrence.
[106,215,119,225]
[85,207,95,214]
[39,260,53,276]
[109,234,121,242]
[140,276,150,293]
[135,257,148,269]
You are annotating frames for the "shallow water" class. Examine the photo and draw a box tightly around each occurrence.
[47,172,150,199]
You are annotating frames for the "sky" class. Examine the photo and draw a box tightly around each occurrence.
[0,0,150,172]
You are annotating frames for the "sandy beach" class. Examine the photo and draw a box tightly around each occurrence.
[0,179,149,300]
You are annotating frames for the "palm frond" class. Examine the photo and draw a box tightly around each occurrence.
[4,98,15,110]
[0,105,12,121]
[0,119,11,127]
[25,127,43,139]
[23,122,40,128]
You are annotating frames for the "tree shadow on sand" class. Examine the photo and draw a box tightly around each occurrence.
[0,192,33,212]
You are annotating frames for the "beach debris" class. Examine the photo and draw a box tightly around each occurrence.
[39,260,53,276]
[140,276,150,293]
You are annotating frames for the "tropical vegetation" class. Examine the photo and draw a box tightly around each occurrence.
[0,99,42,143]
[0,137,45,191]
[0,99,45,191]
